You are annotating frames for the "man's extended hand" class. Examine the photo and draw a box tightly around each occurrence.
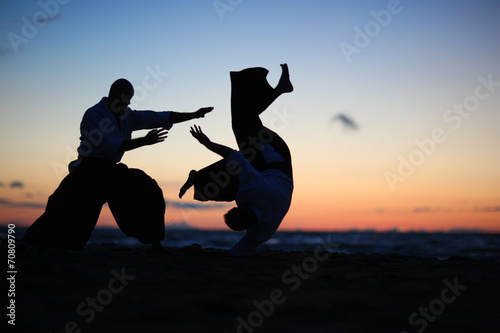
[195,107,214,118]
[144,128,169,145]
[189,125,211,146]
[169,107,214,125]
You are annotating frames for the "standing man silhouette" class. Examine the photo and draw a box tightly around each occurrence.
[23,78,213,252]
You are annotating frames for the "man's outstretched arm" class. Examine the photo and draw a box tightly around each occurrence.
[189,125,233,158]
[170,107,214,124]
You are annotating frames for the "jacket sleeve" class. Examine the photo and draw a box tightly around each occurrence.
[128,110,173,131]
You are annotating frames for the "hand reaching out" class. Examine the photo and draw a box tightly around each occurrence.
[144,128,168,145]
[189,125,234,158]
[189,125,211,146]
[195,107,214,118]
[118,128,168,152]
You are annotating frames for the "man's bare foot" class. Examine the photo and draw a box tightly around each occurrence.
[275,63,294,94]
[179,170,197,198]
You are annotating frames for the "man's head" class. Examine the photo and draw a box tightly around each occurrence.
[108,78,134,113]
[224,207,259,231]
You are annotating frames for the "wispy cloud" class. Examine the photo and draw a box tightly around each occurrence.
[413,206,441,213]
[0,198,44,209]
[0,12,63,56]
[9,181,24,189]
[473,206,500,213]
[376,205,500,214]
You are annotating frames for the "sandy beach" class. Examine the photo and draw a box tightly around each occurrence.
[6,242,500,333]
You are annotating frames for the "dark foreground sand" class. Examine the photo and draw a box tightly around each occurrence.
[6,243,500,333]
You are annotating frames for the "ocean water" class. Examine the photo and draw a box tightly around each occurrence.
[5,226,500,261]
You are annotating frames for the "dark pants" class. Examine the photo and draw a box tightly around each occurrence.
[193,67,293,202]
[22,159,165,250]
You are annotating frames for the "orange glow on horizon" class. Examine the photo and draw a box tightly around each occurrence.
[1,184,499,233]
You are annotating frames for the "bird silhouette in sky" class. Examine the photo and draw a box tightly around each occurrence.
[331,113,359,131]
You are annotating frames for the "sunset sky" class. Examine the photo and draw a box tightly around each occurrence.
[1,0,499,233]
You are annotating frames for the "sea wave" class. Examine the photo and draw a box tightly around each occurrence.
[3,227,500,261]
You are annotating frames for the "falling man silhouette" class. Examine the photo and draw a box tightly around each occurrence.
[179,64,294,256]
[22,78,213,251]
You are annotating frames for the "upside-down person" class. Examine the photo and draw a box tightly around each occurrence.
[179,65,294,255]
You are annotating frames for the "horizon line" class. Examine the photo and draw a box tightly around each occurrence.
[1,224,499,235]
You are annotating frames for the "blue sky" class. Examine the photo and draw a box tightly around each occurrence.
[1,0,499,231]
